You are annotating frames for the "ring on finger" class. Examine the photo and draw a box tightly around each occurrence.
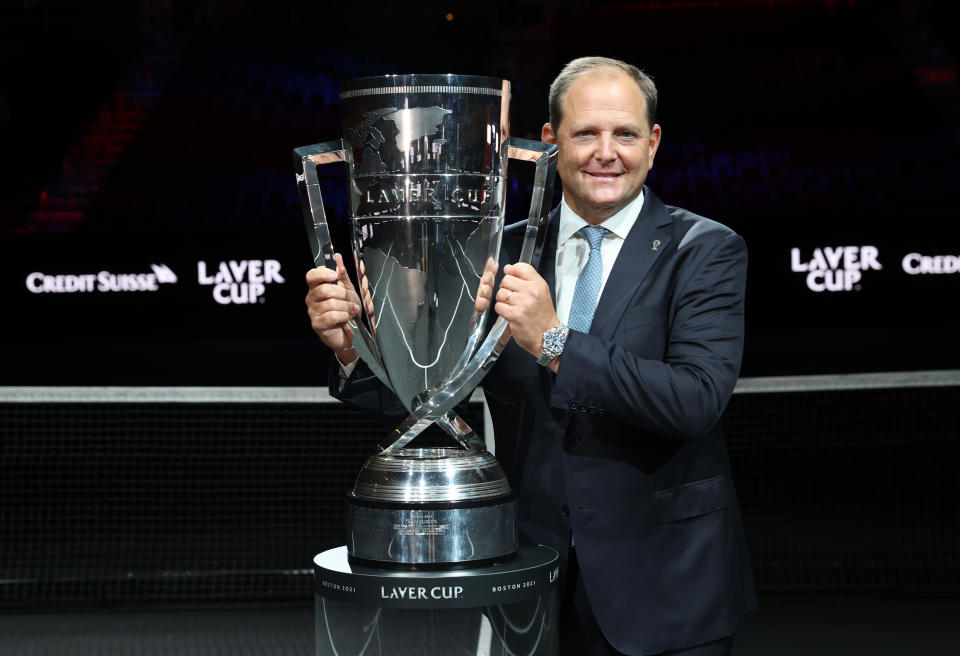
[505,290,513,303]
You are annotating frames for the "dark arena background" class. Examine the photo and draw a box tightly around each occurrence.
[1,1,958,654]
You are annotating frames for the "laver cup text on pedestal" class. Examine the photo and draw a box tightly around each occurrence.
[294,74,557,568]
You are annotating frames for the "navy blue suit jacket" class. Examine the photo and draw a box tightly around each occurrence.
[332,188,756,655]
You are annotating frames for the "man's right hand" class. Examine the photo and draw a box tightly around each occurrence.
[305,253,361,365]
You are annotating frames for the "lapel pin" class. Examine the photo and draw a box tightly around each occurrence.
[651,239,661,251]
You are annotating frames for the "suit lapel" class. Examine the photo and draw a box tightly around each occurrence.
[590,188,673,339]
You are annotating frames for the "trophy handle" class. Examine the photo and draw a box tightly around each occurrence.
[505,137,561,269]
[293,141,394,394]
[381,138,559,454]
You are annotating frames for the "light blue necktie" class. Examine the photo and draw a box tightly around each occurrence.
[567,226,609,333]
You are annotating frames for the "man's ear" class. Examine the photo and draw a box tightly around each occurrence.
[541,122,557,145]
[648,123,662,166]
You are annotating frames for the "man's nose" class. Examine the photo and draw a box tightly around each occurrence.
[593,133,617,162]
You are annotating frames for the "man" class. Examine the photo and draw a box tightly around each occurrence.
[306,57,755,655]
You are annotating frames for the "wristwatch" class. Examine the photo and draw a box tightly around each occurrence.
[537,323,569,367]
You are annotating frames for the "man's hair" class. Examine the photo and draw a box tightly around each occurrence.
[548,56,658,132]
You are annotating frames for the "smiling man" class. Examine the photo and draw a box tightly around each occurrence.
[488,57,756,656]
[307,56,756,656]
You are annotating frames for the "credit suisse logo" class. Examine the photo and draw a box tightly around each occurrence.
[25,264,178,294]
[901,253,960,275]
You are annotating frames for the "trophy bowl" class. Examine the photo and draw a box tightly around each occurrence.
[294,74,557,568]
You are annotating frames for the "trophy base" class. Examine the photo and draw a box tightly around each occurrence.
[346,494,518,569]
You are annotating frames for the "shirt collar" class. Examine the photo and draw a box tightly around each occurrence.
[558,189,646,246]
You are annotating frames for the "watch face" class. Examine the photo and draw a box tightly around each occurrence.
[539,325,567,365]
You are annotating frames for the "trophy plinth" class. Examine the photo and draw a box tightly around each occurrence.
[347,448,517,568]
[294,74,557,569]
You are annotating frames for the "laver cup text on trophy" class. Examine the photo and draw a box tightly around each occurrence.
[294,74,557,568]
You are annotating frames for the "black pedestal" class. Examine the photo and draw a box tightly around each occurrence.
[314,545,559,656]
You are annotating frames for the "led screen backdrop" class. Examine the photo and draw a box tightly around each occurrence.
[2,0,958,385]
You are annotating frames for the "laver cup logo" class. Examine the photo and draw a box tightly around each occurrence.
[790,246,882,292]
[361,178,498,215]
[197,259,284,305]
[379,585,464,601]
[25,264,178,294]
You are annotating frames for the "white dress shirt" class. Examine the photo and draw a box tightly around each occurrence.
[555,190,645,325]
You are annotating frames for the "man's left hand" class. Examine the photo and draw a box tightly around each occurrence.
[494,263,560,360]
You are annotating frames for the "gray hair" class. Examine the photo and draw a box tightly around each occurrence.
[548,56,658,132]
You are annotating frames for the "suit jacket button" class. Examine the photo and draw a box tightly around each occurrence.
[569,401,579,411]
[588,405,598,415]
[561,505,570,518]
[579,405,588,414]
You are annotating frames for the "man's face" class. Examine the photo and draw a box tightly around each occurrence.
[542,71,661,225]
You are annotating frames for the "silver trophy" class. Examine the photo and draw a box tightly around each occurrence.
[294,74,557,568]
